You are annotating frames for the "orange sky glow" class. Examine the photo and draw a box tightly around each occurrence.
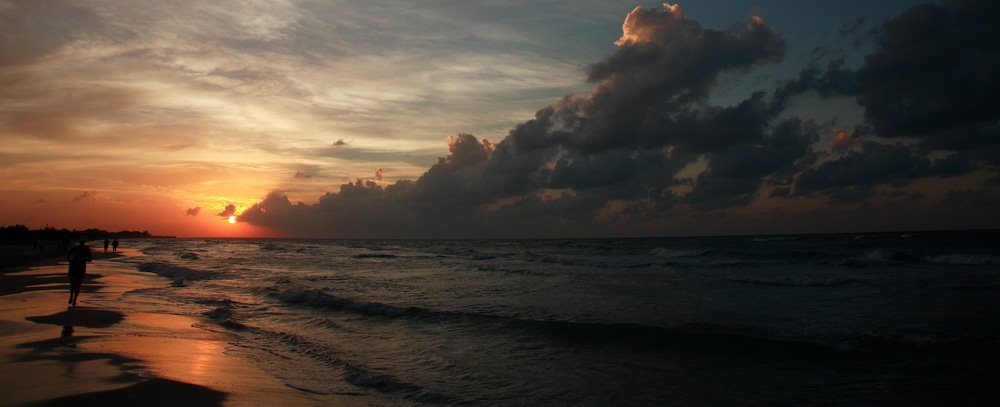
[2,1,998,238]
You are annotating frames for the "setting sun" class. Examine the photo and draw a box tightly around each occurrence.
[228,216,236,224]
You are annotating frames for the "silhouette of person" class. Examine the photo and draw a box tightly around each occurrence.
[66,240,92,307]
[112,238,119,252]
[103,239,110,253]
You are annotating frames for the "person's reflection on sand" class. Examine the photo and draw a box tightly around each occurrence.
[61,325,74,338]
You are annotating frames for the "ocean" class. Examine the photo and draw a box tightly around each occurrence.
[115,230,999,405]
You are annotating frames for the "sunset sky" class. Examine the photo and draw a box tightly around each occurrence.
[2,0,998,238]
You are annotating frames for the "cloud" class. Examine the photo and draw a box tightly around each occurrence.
[241,4,799,236]
[316,144,440,168]
[293,171,313,179]
[217,204,236,218]
[837,17,870,48]
[770,57,857,114]
[332,139,348,147]
[828,129,858,151]
[681,117,817,209]
[614,2,685,46]
[775,0,1000,161]
[186,207,201,216]
[374,168,384,181]
[71,191,96,203]
[856,1,1000,149]
[0,84,143,140]
[0,0,106,67]
[792,142,970,201]
[239,2,1000,237]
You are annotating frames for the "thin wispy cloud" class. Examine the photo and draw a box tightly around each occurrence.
[1,0,996,237]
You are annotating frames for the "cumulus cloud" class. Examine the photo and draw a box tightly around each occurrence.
[241,3,798,236]
[240,2,1000,237]
[186,207,201,216]
[763,0,1000,205]
[856,1,1000,149]
[793,142,970,202]
[217,204,236,218]
[374,168,384,181]
[614,2,685,46]
[71,191,96,203]
[776,0,1000,162]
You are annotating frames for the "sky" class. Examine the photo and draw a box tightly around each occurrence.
[1,0,998,238]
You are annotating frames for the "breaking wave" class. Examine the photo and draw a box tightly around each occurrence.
[136,262,211,286]
[278,288,418,317]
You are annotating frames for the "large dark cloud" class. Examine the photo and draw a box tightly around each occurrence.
[506,8,785,156]
[778,0,1000,161]
[240,2,1000,237]
[683,117,819,209]
[771,0,1000,203]
[794,142,970,202]
[856,0,1000,148]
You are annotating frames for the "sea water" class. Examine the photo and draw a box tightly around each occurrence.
[113,231,999,405]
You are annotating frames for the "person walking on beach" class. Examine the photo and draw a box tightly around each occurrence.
[103,239,110,253]
[112,238,119,252]
[66,240,92,307]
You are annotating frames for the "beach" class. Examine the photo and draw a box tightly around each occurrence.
[0,245,368,406]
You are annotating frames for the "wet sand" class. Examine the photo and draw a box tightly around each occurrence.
[0,245,366,406]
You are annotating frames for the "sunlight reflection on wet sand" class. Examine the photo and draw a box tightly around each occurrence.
[0,260,338,406]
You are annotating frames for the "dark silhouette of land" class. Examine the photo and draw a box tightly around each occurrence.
[0,224,158,245]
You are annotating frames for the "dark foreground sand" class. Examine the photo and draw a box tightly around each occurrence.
[0,245,370,406]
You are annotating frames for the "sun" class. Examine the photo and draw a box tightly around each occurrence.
[228,215,236,224]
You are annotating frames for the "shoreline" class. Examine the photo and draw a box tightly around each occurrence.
[0,245,351,406]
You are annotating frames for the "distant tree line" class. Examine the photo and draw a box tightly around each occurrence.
[1,224,153,244]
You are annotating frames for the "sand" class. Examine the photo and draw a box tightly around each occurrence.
[0,245,371,406]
